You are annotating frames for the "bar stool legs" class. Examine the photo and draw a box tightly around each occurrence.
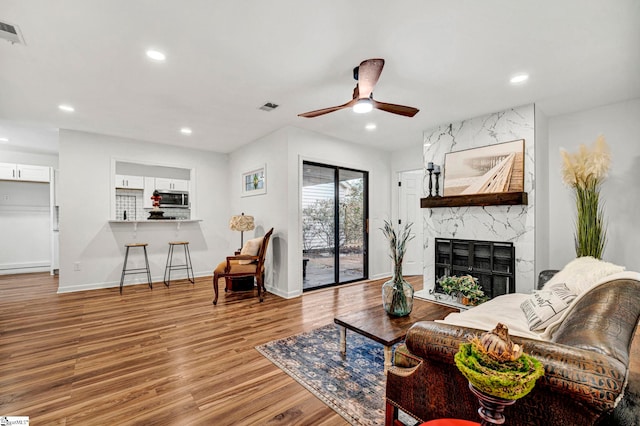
[119,243,153,294]
[164,241,195,287]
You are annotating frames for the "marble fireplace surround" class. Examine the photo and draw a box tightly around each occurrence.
[422,104,535,294]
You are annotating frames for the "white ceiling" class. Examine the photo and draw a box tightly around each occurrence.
[0,1,638,155]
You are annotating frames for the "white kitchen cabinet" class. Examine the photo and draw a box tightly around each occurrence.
[115,174,144,189]
[0,162,50,182]
[154,178,189,191]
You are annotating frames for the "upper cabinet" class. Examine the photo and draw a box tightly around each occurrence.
[155,178,189,191]
[115,174,144,189]
[0,162,50,182]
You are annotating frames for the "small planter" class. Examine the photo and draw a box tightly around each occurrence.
[438,275,487,306]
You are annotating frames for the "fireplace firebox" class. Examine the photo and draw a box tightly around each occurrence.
[434,238,515,299]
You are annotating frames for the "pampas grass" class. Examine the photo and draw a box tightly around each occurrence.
[560,135,610,259]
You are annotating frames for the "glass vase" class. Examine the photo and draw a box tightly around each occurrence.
[382,265,414,317]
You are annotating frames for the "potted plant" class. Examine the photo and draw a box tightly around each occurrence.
[380,220,415,317]
[437,274,487,306]
[560,135,610,259]
[437,275,461,300]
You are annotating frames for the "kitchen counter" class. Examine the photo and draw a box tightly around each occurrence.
[108,219,202,232]
[108,219,201,223]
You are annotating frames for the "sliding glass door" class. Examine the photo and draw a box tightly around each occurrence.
[302,162,368,290]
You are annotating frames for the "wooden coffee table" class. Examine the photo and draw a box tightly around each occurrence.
[334,299,457,374]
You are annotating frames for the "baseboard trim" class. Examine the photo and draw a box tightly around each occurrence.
[57,271,212,293]
[266,285,300,299]
[0,261,51,275]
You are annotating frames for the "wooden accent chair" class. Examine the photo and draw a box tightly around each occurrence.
[212,228,273,305]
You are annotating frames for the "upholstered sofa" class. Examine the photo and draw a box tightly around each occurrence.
[385,259,640,426]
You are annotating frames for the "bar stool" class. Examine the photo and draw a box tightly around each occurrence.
[164,241,195,286]
[120,243,152,294]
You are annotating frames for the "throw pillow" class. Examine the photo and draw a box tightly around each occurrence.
[238,237,262,265]
[542,256,625,295]
[520,283,577,331]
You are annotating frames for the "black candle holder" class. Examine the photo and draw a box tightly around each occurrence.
[434,169,441,197]
[426,162,435,197]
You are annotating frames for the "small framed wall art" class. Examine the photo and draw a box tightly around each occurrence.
[443,139,525,196]
[241,164,266,197]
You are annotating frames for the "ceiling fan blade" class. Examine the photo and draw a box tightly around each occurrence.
[357,58,385,99]
[298,98,357,118]
[372,99,419,117]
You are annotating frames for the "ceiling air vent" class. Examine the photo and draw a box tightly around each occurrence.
[0,20,25,45]
[258,102,279,112]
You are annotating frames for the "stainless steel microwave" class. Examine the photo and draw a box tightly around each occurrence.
[158,190,189,208]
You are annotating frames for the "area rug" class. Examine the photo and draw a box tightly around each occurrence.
[255,324,417,426]
[256,325,639,426]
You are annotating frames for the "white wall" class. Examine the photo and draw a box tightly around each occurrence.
[227,127,289,296]
[0,180,51,273]
[229,126,392,299]
[58,130,230,293]
[548,98,640,272]
[0,147,58,274]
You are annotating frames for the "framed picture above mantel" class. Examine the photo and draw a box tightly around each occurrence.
[241,164,266,197]
[443,139,525,197]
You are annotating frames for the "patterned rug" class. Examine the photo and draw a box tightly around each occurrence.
[257,325,639,425]
[255,324,417,426]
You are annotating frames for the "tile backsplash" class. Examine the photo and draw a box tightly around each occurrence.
[115,189,143,220]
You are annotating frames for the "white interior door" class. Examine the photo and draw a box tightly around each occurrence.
[399,170,424,276]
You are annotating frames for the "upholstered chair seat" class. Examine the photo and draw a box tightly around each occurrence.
[213,259,258,276]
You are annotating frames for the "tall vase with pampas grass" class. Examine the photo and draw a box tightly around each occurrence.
[381,220,415,317]
[561,135,610,259]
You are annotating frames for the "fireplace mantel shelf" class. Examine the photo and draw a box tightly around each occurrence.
[421,191,528,208]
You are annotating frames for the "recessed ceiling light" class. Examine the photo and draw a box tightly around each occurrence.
[180,127,192,135]
[0,137,8,142]
[146,49,166,61]
[510,74,529,84]
[365,123,377,131]
[58,104,75,112]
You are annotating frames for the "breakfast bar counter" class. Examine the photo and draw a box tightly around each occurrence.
[108,219,202,232]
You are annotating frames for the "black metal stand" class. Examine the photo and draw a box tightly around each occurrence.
[163,242,195,286]
[119,244,152,294]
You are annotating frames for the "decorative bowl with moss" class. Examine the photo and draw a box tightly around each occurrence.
[454,323,544,400]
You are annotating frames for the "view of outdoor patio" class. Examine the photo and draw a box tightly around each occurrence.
[302,163,367,290]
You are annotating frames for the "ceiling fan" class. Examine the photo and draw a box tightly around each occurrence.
[298,58,419,118]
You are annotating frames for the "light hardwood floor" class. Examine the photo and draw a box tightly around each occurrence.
[1,273,638,425]
[0,273,424,425]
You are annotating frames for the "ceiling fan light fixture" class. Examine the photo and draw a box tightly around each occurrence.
[146,49,166,61]
[510,73,529,84]
[353,99,373,114]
